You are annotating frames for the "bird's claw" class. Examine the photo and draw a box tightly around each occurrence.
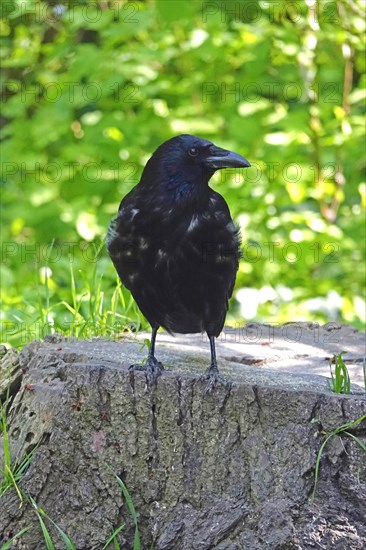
[202,364,225,393]
[129,356,164,384]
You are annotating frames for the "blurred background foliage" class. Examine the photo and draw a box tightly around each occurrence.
[1,0,365,347]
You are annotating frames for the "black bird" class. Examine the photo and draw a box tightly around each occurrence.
[107,134,250,381]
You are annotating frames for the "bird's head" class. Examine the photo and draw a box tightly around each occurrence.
[139,134,250,202]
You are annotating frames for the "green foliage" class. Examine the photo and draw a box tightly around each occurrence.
[114,474,141,550]
[0,398,36,502]
[1,0,365,347]
[328,351,351,394]
[102,523,125,550]
[28,496,77,550]
[0,528,30,550]
[312,414,366,500]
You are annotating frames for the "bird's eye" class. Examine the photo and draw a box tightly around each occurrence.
[188,147,198,157]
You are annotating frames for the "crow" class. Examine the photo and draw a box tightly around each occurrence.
[107,134,250,381]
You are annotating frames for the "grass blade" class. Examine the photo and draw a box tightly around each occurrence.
[4,464,23,504]
[102,523,125,550]
[328,352,351,394]
[46,518,77,550]
[311,432,334,501]
[0,527,30,550]
[312,413,366,500]
[114,475,138,523]
[28,496,55,550]
[344,431,366,452]
[0,402,11,487]
[114,475,141,550]
[28,496,76,549]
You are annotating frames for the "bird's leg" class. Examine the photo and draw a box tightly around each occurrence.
[207,335,219,377]
[129,327,164,382]
[148,326,158,359]
[202,334,222,390]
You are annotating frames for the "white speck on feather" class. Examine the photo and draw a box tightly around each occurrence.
[139,238,149,250]
[108,224,118,240]
[130,208,139,220]
[187,215,199,232]
[216,254,229,263]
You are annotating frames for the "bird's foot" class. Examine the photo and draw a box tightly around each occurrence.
[129,355,164,384]
[202,363,224,393]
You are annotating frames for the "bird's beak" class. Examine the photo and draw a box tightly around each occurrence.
[204,146,251,170]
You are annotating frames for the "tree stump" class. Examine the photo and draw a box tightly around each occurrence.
[1,325,365,549]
